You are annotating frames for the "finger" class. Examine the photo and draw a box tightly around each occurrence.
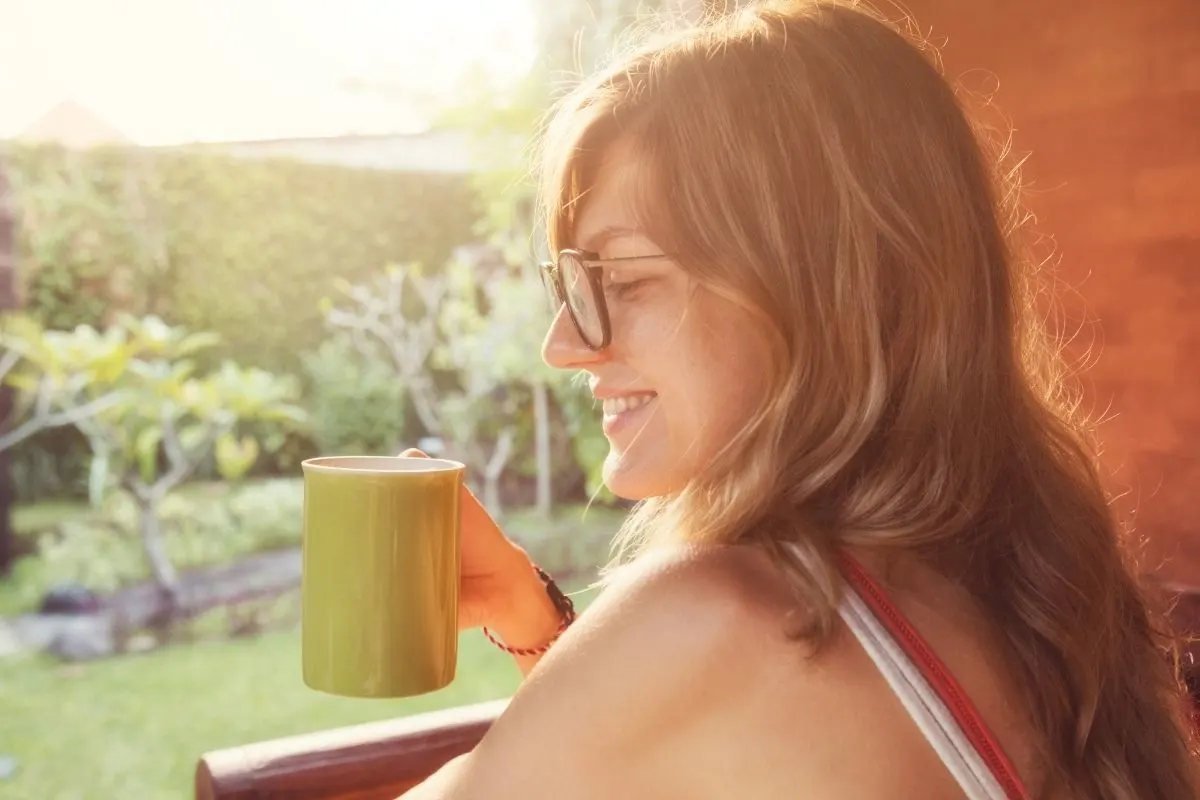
[398,448,429,458]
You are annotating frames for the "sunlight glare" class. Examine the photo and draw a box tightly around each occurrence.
[0,0,538,145]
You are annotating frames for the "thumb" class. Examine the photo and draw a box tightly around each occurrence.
[398,448,429,458]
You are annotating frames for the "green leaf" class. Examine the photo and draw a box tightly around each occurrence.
[87,348,132,384]
[175,331,220,357]
[215,433,259,481]
[135,427,162,483]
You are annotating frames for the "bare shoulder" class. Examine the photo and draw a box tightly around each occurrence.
[403,543,798,799]
[407,544,1035,798]
[585,544,995,799]
[517,541,797,730]
[588,541,794,654]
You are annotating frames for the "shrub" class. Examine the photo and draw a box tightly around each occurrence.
[8,143,480,375]
[8,480,302,610]
[300,334,407,457]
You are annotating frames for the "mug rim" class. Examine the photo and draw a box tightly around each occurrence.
[301,455,466,474]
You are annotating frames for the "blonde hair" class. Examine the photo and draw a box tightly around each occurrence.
[539,1,1198,796]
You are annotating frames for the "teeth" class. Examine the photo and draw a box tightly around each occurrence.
[602,394,655,416]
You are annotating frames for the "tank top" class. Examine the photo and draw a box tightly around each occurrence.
[837,553,1032,800]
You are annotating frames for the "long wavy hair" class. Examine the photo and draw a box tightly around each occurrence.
[537,0,1198,796]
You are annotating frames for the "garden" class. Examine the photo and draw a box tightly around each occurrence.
[0,8,654,791]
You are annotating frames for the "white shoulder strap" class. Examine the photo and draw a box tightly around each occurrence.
[838,587,1010,800]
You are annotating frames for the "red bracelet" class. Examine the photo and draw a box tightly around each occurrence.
[482,565,577,656]
[482,616,572,656]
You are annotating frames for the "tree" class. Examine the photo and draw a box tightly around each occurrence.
[323,261,543,518]
[6,145,179,331]
[0,151,16,576]
[0,315,131,454]
[436,255,565,516]
[323,265,448,438]
[0,315,133,573]
[69,315,305,608]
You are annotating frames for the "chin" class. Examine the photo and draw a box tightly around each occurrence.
[601,446,681,501]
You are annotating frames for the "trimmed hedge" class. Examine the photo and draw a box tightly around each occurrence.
[8,142,480,373]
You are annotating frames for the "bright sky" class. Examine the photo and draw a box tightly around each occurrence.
[0,0,537,145]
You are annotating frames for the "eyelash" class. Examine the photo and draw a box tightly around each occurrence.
[604,278,648,300]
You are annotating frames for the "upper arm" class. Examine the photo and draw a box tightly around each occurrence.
[404,544,759,799]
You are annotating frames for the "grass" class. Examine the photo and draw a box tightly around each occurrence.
[11,499,89,536]
[0,493,621,799]
[0,581,603,800]
[0,629,512,798]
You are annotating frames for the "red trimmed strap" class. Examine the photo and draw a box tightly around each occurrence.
[838,553,1031,800]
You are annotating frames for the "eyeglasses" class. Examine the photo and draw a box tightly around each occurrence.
[539,249,665,351]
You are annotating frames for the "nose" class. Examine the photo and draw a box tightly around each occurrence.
[542,306,607,370]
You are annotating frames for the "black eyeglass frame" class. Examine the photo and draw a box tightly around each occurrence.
[539,248,666,351]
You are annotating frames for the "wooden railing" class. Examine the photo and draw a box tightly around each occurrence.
[194,698,507,799]
[194,587,1200,799]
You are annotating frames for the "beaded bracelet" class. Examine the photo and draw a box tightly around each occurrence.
[482,565,577,657]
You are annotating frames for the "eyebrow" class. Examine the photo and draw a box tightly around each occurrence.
[575,224,647,253]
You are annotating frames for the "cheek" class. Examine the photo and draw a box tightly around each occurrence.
[614,291,769,438]
[669,322,768,443]
[612,299,690,371]
[703,351,764,430]
[689,311,770,429]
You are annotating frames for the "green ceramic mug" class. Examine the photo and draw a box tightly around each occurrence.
[300,455,464,698]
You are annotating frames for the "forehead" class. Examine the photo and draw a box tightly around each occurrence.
[572,146,652,251]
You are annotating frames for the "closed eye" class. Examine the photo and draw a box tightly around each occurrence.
[604,278,650,300]
[580,252,670,269]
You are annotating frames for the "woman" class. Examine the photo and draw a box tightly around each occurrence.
[403,1,1199,797]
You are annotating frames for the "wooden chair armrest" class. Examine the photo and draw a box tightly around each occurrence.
[195,698,508,800]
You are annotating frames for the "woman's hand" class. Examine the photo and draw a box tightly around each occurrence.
[399,449,563,662]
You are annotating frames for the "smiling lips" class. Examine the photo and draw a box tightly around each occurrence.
[601,392,657,416]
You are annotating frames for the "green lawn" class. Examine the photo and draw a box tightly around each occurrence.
[0,494,619,799]
[0,591,599,800]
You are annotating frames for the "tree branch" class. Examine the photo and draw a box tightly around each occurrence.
[484,427,515,481]
[121,471,152,504]
[325,270,448,435]
[152,410,222,500]
[39,390,125,429]
[0,380,126,453]
[160,405,188,470]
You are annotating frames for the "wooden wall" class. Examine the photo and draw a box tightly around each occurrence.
[901,0,1200,582]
